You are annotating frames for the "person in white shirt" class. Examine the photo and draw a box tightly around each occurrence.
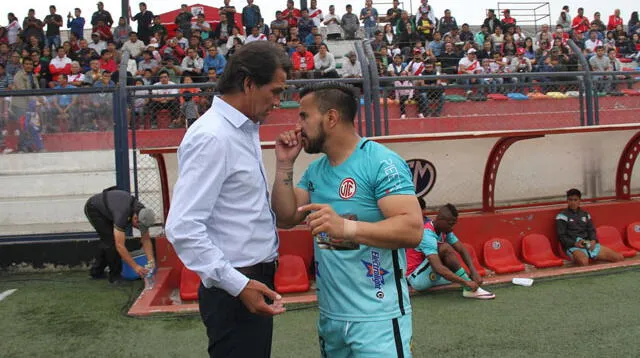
[165,41,291,357]
[181,47,204,81]
[88,32,107,54]
[314,44,338,78]
[122,31,147,59]
[67,61,86,86]
[308,0,324,27]
[245,26,267,43]
[584,30,603,56]
[341,51,362,78]
[323,5,342,40]
[149,71,180,125]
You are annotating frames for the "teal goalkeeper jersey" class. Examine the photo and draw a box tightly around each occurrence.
[297,138,415,321]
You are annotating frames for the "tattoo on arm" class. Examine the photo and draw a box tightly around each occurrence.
[282,171,294,186]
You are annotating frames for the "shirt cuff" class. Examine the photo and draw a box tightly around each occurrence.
[213,266,250,297]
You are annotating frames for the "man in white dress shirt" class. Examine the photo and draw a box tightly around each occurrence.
[165,41,291,358]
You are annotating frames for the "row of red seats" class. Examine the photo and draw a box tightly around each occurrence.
[484,223,640,274]
[178,222,640,299]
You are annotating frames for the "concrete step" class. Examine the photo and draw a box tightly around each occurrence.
[0,151,114,175]
[0,222,95,236]
[0,171,116,199]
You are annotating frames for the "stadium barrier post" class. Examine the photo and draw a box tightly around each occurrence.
[355,41,373,137]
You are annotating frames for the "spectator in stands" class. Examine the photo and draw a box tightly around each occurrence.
[477,41,493,60]
[155,56,179,83]
[157,38,184,62]
[590,12,605,34]
[6,13,22,46]
[387,53,404,76]
[88,33,107,54]
[112,18,132,48]
[178,75,200,128]
[589,45,612,91]
[385,0,402,30]
[241,0,261,34]
[203,46,226,76]
[0,63,12,89]
[175,4,193,39]
[406,203,495,299]
[341,5,360,40]
[556,188,623,266]
[483,9,502,35]
[297,9,315,41]
[416,10,435,42]
[608,48,624,73]
[246,26,267,43]
[584,30,603,57]
[180,47,204,81]
[629,12,639,37]
[212,13,233,48]
[416,0,436,26]
[313,44,338,78]
[191,14,210,41]
[606,9,623,32]
[291,43,314,79]
[360,0,379,39]
[43,5,63,49]
[417,60,445,116]
[271,11,289,37]
[394,70,412,118]
[439,42,461,75]
[572,8,590,35]
[149,70,180,126]
[500,9,515,30]
[129,2,154,44]
[307,0,323,27]
[67,61,85,86]
[0,43,10,66]
[22,9,45,47]
[474,24,490,46]
[342,51,362,78]
[219,0,237,29]
[49,47,72,83]
[5,52,21,80]
[282,0,301,28]
[491,26,505,53]
[557,5,572,30]
[380,24,396,47]
[51,74,78,131]
[12,57,39,122]
[66,8,85,41]
[308,33,326,55]
[92,2,114,31]
[438,9,457,35]
[98,49,116,74]
[83,59,102,86]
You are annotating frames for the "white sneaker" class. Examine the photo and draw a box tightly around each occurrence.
[417,113,424,118]
[463,287,496,300]
[400,114,406,119]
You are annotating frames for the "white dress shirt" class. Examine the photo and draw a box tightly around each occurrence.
[165,96,279,297]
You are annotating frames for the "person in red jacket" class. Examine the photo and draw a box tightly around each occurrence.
[572,8,590,34]
[98,49,117,73]
[607,9,623,31]
[282,0,301,28]
[291,42,314,79]
[48,47,72,83]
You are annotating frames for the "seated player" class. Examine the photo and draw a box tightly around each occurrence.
[406,202,495,299]
[556,188,624,266]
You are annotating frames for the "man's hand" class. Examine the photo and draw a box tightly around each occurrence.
[238,279,286,316]
[575,240,585,248]
[465,280,479,292]
[470,271,483,285]
[589,241,598,252]
[275,125,303,164]
[298,203,348,239]
[134,265,149,277]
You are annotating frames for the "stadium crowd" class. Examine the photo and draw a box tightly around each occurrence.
[0,1,638,148]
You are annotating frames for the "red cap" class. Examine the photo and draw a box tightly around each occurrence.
[517,47,525,55]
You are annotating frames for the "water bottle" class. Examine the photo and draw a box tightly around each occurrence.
[435,62,442,76]
[144,262,155,290]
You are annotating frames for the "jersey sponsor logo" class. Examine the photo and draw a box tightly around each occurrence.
[339,178,357,199]
[362,250,389,299]
[381,158,403,194]
[406,159,436,197]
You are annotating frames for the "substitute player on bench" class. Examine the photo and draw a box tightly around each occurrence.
[271,82,423,357]
[406,203,495,299]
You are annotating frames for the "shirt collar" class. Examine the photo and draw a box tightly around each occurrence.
[213,96,253,129]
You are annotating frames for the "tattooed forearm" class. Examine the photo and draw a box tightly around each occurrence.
[282,171,294,186]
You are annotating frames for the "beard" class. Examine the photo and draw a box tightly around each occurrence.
[302,126,326,154]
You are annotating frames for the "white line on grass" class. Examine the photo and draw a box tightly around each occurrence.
[0,289,17,302]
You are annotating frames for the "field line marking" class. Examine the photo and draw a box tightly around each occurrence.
[0,289,17,302]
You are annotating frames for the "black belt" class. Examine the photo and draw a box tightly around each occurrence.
[235,261,278,277]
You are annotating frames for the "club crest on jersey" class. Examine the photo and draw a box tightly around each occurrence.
[362,250,389,299]
[339,178,357,199]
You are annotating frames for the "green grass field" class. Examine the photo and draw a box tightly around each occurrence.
[1,268,639,357]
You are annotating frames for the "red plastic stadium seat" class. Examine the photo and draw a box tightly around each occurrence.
[462,243,487,276]
[180,267,201,301]
[521,234,564,268]
[278,230,314,275]
[622,89,640,96]
[483,238,525,274]
[626,222,640,251]
[619,58,632,63]
[557,242,571,260]
[274,255,310,293]
[487,93,508,101]
[597,226,637,258]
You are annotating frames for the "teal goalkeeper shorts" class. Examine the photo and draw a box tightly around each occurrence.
[406,259,451,291]
[318,314,413,358]
[567,243,601,260]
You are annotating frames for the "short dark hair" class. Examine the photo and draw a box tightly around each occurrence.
[217,41,291,95]
[22,57,34,65]
[566,188,582,198]
[441,203,459,218]
[299,82,359,123]
[417,196,426,210]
